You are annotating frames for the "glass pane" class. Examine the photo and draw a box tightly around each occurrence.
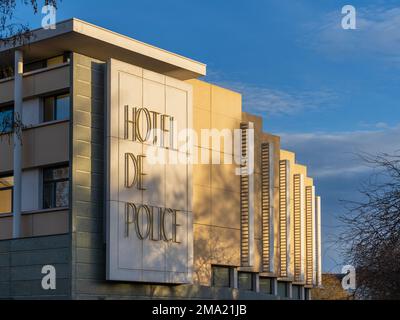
[212,267,230,287]
[0,108,13,133]
[24,60,46,73]
[292,285,301,300]
[44,96,55,122]
[278,282,288,298]
[55,95,70,120]
[44,167,69,181]
[259,277,273,294]
[238,272,253,291]
[43,182,54,209]
[0,176,13,188]
[53,167,69,180]
[55,181,69,207]
[0,189,12,214]
[305,288,310,300]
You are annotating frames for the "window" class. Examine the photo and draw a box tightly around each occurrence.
[292,285,302,300]
[43,166,69,209]
[277,281,289,298]
[238,272,254,291]
[0,106,13,134]
[0,176,13,214]
[24,55,68,73]
[212,266,231,288]
[259,277,274,295]
[43,94,70,122]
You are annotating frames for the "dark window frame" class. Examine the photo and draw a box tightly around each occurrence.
[42,165,70,209]
[238,272,254,291]
[0,175,14,215]
[259,277,274,295]
[0,105,14,134]
[277,281,289,298]
[212,265,232,288]
[43,92,70,123]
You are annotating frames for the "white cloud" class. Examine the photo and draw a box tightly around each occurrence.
[306,6,400,65]
[206,79,337,117]
[280,124,400,178]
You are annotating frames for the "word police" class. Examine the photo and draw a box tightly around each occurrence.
[125,203,181,243]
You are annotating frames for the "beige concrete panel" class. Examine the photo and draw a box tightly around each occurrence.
[165,150,188,212]
[143,77,166,115]
[166,211,190,273]
[193,185,211,225]
[0,80,13,103]
[193,107,211,139]
[211,188,240,230]
[193,156,211,187]
[0,215,33,240]
[33,123,69,166]
[0,65,70,104]
[32,211,69,236]
[211,113,241,134]
[280,149,295,163]
[117,140,143,204]
[193,224,212,286]
[211,84,242,120]
[210,226,240,266]
[0,122,69,173]
[166,86,189,145]
[186,79,211,111]
[211,162,240,193]
[0,217,12,240]
[305,177,314,187]
[142,145,165,208]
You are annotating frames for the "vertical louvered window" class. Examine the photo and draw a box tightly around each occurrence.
[279,160,289,277]
[261,143,273,272]
[293,174,303,282]
[305,186,314,286]
[315,196,322,287]
[240,123,250,265]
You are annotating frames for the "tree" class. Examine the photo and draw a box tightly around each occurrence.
[0,0,58,47]
[339,153,400,300]
[0,0,59,136]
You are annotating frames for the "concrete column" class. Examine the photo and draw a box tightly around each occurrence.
[232,268,238,289]
[288,282,293,299]
[12,49,23,239]
[272,278,278,296]
[254,274,260,293]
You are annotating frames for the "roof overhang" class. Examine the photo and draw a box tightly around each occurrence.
[0,18,206,80]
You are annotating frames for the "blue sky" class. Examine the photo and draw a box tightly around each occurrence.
[16,0,400,272]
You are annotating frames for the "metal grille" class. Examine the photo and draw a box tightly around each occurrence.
[240,123,250,265]
[261,143,271,272]
[293,174,302,281]
[279,160,288,277]
[305,186,314,286]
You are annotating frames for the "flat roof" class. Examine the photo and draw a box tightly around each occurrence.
[0,18,206,80]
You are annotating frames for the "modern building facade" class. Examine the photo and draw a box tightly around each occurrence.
[0,18,322,299]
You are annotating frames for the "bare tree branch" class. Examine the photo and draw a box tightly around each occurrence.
[338,152,400,299]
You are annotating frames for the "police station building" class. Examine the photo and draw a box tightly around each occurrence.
[0,19,322,300]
